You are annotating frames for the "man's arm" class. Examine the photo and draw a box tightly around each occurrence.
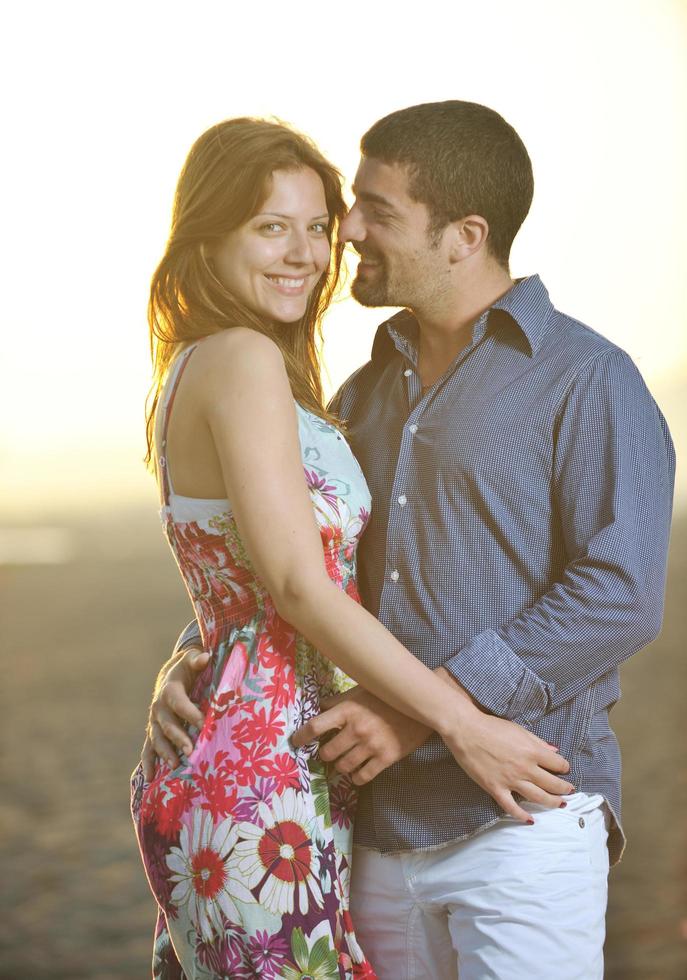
[308,349,673,779]
[443,349,675,725]
[172,619,203,660]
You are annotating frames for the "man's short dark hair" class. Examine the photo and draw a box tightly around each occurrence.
[361,101,534,267]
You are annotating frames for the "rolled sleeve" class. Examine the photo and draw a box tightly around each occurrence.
[444,629,552,724]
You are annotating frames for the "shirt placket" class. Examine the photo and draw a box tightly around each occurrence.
[377,314,490,621]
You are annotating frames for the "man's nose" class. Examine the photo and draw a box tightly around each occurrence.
[340,204,366,244]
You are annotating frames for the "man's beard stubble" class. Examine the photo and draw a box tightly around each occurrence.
[350,264,391,308]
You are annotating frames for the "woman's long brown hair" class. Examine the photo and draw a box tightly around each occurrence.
[145,117,347,467]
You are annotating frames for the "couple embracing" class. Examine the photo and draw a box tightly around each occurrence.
[131,100,674,979]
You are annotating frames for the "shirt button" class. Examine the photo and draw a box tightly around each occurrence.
[389,569,400,582]
[578,817,585,829]
[408,424,418,434]
[403,368,413,377]
[397,494,407,507]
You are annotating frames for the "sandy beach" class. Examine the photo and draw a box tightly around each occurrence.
[1,507,685,978]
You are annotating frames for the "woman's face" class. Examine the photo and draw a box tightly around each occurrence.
[212,167,331,323]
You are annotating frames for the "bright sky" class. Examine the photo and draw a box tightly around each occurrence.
[2,0,685,517]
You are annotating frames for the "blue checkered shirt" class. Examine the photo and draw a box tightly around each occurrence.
[332,275,674,864]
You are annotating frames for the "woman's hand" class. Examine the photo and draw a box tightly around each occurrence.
[141,647,209,779]
[441,706,575,823]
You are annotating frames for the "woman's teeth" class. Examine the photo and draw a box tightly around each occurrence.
[265,275,305,287]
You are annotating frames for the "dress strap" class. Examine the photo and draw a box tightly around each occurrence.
[157,343,199,508]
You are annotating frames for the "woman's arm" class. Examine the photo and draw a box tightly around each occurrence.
[197,330,462,728]
[166,329,568,821]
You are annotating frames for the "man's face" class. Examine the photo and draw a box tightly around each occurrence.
[340,156,447,310]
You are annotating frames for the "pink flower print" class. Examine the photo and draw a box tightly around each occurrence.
[246,929,290,978]
[232,778,278,824]
[304,468,339,508]
[197,929,250,979]
[329,777,357,830]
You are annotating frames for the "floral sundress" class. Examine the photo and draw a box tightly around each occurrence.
[131,344,377,979]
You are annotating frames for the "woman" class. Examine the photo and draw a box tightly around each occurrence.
[131,117,571,979]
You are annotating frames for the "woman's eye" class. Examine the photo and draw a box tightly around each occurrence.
[260,222,284,233]
[310,222,328,234]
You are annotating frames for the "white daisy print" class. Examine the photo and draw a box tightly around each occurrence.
[166,809,255,941]
[231,789,324,916]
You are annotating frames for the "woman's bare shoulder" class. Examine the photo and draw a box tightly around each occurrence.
[194,327,284,372]
[189,328,291,412]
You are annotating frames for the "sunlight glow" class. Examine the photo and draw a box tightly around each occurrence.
[2,0,685,515]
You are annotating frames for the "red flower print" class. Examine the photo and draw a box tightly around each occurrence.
[141,776,199,840]
[191,845,228,899]
[262,666,294,709]
[320,523,345,553]
[199,688,242,743]
[257,614,297,670]
[353,961,378,978]
[134,394,375,968]
[234,704,286,748]
[225,742,274,786]
[265,752,301,793]
[173,522,249,607]
[258,820,312,885]
[197,772,238,821]
[232,789,324,915]
[167,811,254,941]
[140,781,165,827]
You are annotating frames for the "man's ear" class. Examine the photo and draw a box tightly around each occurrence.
[447,214,489,263]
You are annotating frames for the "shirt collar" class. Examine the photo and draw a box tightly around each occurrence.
[373,274,553,364]
[490,275,553,355]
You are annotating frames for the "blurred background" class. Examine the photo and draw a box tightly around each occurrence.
[1,0,685,976]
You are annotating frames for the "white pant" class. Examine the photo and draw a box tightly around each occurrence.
[350,793,610,980]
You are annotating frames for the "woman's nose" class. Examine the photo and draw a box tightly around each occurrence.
[285,229,314,265]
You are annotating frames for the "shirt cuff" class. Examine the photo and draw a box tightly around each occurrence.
[173,620,203,658]
[443,630,552,724]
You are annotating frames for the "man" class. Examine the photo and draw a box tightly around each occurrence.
[144,101,674,978]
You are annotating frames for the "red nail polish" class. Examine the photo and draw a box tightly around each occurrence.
[559,801,567,808]
[527,819,535,825]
